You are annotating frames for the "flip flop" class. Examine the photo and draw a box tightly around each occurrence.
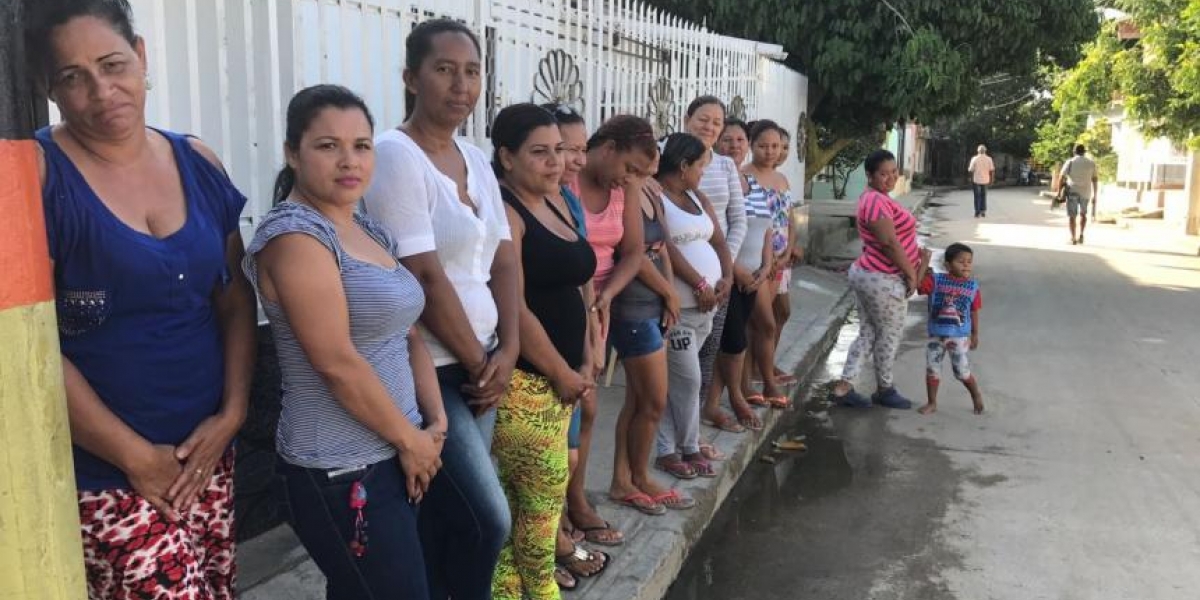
[698,441,726,461]
[745,393,768,407]
[612,491,666,516]
[764,395,790,409]
[682,453,717,478]
[656,454,698,480]
[701,412,746,433]
[652,489,697,510]
[732,405,764,431]
[576,521,624,547]
[556,544,611,580]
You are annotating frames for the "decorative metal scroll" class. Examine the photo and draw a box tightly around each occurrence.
[795,111,808,163]
[728,95,747,122]
[531,49,584,110]
[646,77,676,138]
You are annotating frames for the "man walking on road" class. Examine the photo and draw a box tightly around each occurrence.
[1059,144,1099,245]
[967,145,995,218]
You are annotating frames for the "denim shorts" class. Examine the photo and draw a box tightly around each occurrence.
[610,317,665,359]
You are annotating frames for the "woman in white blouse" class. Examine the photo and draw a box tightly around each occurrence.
[362,20,517,600]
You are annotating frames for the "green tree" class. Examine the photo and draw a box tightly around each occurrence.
[1032,28,1120,168]
[826,128,887,199]
[645,0,1098,184]
[935,74,1055,164]
[1111,0,1200,145]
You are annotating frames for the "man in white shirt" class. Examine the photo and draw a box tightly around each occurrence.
[967,145,995,218]
[1059,144,1099,245]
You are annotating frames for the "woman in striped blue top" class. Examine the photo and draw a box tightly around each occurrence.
[245,85,445,600]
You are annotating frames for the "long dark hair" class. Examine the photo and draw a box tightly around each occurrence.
[274,85,375,203]
[656,133,707,180]
[490,103,558,180]
[27,0,138,90]
[405,19,482,119]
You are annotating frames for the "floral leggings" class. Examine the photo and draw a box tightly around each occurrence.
[492,368,574,600]
[78,451,235,600]
[841,264,909,390]
[926,337,973,382]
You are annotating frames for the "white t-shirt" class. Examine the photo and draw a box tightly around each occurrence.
[362,129,511,366]
[968,154,995,185]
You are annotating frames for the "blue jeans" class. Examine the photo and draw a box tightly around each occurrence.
[420,364,511,600]
[281,458,430,600]
[972,184,988,215]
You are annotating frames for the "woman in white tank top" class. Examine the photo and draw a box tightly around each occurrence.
[654,133,733,481]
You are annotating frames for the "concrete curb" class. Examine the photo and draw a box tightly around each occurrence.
[572,267,854,600]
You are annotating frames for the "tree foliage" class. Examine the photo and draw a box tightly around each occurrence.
[1111,0,1200,145]
[826,129,887,199]
[1039,1,1200,150]
[935,74,1054,161]
[644,0,1099,184]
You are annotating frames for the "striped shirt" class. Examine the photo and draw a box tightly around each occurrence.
[856,188,920,275]
[244,202,426,469]
[737,173,790,270]
[698,151,748,258]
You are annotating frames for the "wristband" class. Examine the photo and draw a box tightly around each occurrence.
[692,278,711,296]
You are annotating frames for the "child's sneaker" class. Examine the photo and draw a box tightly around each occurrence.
[873,388,913,410]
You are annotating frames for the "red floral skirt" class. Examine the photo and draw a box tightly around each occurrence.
[78,452,236,600]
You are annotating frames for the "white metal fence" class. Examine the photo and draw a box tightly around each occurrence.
[90,0,807,231]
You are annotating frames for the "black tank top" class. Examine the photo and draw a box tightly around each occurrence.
[502,188,597,375]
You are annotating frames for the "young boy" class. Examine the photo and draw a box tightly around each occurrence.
[916,243,984,415]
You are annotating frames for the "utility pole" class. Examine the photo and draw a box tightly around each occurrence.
[0,1,88,597]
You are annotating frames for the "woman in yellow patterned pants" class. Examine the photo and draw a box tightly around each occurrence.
[492,370,575,599]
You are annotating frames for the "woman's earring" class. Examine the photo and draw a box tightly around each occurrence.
[145,77,153,91]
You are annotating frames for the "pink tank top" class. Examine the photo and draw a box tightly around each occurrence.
[575,185,626,293]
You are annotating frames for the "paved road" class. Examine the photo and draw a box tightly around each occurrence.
[667,187,1200,600]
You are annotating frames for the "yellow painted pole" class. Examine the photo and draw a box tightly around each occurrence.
[0,1,88,598]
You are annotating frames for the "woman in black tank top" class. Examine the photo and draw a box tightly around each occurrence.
[489,104,602,599]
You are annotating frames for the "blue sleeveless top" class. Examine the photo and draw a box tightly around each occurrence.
[36,127,247,491]
[244,202,426,469]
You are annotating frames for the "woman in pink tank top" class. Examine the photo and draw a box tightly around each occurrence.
[564,115,659,553]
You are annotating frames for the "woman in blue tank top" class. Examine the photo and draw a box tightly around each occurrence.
[27,2,256,598]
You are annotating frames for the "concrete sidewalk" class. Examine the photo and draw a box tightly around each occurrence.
[238,265,853,600]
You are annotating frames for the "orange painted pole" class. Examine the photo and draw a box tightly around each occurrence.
[0,1,88,597]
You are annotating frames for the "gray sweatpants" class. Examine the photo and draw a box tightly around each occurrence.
[657,307,716,457]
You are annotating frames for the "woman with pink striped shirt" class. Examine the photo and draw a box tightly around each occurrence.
[829,150,925,409]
